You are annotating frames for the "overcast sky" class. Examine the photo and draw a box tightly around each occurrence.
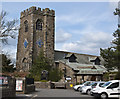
[1,1,118,63]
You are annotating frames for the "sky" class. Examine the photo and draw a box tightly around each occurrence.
[1,1,118,63]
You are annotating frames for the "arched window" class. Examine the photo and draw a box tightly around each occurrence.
[24,20,28,32]
[36,19,42,30]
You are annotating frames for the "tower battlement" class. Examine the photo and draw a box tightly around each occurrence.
[21,6,55,18]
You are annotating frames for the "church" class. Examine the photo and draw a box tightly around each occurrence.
[16,6,106,83]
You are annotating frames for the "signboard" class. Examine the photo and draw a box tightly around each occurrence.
[16,80,23,91]
[66,76,71,81]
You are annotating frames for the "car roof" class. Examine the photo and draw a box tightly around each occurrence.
[95,81,105,83]
[109,80,120,83]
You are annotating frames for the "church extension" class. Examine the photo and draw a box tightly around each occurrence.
[16,6,106,83]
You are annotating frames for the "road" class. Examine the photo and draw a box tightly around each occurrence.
[16,88,95,99]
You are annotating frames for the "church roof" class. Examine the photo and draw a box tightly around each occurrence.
[55,50,106,75]
[54,50,104,65]
[59,59,106,74]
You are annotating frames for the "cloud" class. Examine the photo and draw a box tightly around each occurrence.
[56,14,85,25]
[55,29,72,43]
[2,37,17,64]
[61,31,113,55]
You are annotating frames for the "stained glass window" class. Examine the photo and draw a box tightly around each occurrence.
[24,40,28,48]
[36,39,43,48]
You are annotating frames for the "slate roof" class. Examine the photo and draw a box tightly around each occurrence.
[55,50,106,74]
[55,50,104,65]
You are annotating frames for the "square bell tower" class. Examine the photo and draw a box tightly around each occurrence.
[16,6,55,72]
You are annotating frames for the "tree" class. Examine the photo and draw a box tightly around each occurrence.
[0,11,18,44]
[100,8,120,79]
[100,48,115,71]
[1,54,14,73]
[28,51,51,81]
[113,8,120,79]
[112,29,120,69]
[49,67,63,82]
[28,51,63,81]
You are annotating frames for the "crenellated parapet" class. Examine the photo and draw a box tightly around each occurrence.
[20,6,55,18]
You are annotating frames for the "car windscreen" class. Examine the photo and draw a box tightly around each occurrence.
[84,82,91,86]
[88,82,96,86]
[101,82,111,88]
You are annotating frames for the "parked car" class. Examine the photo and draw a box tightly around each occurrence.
[92,80,120,99]
[90,81,105,95]
[73,81,94,91]
[81,81,105,95]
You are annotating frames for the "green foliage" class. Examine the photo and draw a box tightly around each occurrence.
[103,73,110,81]
[114,70,120,80]
[100,48,116,71]
[100,8,120,74]
[40,80,48,82]
[28,52,50,81]
[112,29,120,70]
[48,67,63,82]
[28,51,63,82]
[1,54,14,73]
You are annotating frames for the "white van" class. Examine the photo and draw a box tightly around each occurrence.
[92,80,120,99]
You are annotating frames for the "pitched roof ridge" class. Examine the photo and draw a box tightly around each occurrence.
[55,50,99,57]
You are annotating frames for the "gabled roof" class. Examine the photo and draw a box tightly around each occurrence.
[54,50,104,65]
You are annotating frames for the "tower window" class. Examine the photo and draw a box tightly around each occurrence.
[46,32,47,41]
[24,20,28,32]
[36,19,42,30]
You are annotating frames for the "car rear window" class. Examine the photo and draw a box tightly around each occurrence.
[99,83,105,87]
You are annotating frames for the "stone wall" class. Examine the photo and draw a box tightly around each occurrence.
[26,84,35,93]
[59,62,76,84]
[34,81,51,89]
[34,81,74,89]
[58,62,103,84]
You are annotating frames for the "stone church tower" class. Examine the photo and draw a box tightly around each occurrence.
[16,6,55,72]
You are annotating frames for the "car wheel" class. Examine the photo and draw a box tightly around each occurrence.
[77,87,80,91]
[100,93,108,99]
[87,89,91,95]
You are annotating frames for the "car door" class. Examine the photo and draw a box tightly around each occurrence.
[106,82,119,98]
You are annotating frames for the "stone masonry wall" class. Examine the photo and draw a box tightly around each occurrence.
[16,6,55,72]
[59,62,76,84]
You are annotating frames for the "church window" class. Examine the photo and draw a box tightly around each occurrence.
[24,20,28,32]
[24,39,28,48]
[36,19,42,30]
[46,32,47,41]
[36,39,43,48]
